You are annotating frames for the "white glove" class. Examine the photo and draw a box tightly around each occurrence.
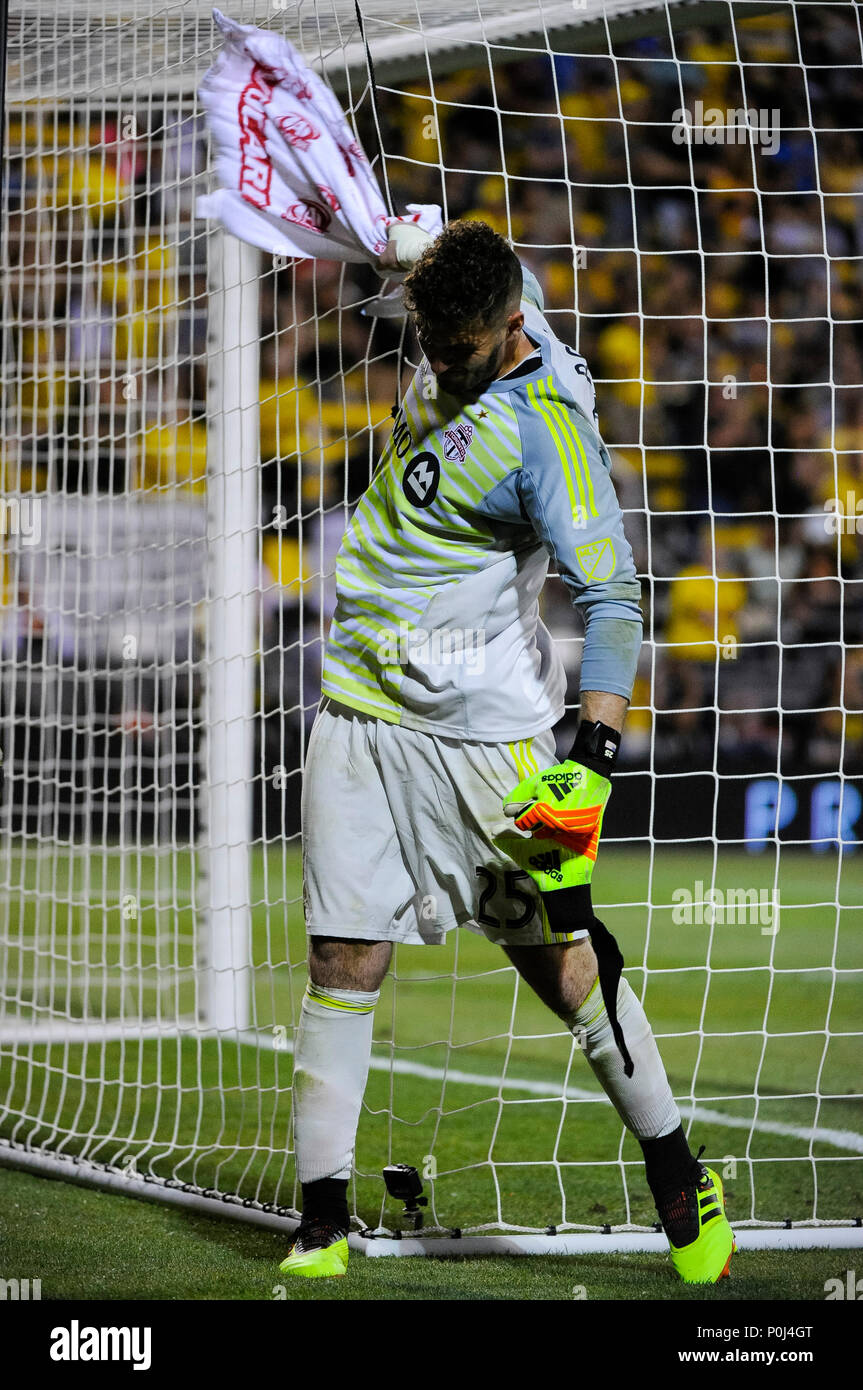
[376,219,434,276]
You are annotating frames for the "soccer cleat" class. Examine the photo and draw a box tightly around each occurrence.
[279,1218,349,1279]
[656,1162,736,1285]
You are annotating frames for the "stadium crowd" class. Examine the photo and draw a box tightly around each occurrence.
[2,5,861,840]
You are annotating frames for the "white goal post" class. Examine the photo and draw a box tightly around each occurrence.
[1,0,861,1257]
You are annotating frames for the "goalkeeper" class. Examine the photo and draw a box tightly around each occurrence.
[283,218,734,1284]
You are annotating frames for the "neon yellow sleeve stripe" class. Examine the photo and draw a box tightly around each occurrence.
[540,376,596,517]
[527,377,593,522]
[540,382,598,518]
[527,378,586,521]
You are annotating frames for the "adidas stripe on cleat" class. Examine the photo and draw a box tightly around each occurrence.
[279,1219,349,1279]
[657,1163,736,1285]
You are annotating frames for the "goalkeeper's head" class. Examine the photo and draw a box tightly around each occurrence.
[403,218,525,400]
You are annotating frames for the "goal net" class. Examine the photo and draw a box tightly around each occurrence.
[1,0,861,1253]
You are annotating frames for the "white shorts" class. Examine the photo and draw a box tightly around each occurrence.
[301,697,589,947]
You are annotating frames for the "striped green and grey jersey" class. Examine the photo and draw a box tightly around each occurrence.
[320,265,642,740]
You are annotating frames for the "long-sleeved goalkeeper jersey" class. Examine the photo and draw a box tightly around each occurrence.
[319,264,642,741]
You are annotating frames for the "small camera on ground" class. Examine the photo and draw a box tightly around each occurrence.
[382,1163,428,1230]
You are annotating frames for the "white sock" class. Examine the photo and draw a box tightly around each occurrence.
[292,981,380,1183]
[567,977,680,1140]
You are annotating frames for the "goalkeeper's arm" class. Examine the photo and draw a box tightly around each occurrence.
[502,407,642,1072]
[513,397,643,775]
[502,395,641,863]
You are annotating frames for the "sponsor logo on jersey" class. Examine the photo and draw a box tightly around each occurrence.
[275,112,320,151]
[391,407,414,458]
[337,138,368,178]
[282,199,332,232]
[285,76,314,102]
[575,537,616,582]
[528,850,563,882]
[442,422,474,463]
[316,184,341,212]
[403,452,440,507]
[237,63,277,210]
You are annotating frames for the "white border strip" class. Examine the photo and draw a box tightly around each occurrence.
[1,1143,861,1256]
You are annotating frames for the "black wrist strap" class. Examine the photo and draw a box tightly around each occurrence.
[542,883,634,1077]
[566,719,621,779]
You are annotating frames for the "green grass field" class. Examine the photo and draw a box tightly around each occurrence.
[0,1165,853,1301]
[1,842,861,1299]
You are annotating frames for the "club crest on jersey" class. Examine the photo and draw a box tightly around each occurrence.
[528,850,563,882]
[403,452,440,507]
[575,537,616,582]
[442,423,474,463]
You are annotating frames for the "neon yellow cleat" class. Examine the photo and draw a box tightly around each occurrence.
[279,1220,349,1279]
[658,1164,736,1285]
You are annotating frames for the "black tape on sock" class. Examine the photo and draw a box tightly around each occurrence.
[542,884,634,1077]
[587,914,634,1078]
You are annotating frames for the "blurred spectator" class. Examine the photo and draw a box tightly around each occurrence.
[2,7,861,840]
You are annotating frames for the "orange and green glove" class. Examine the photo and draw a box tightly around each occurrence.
[503,719,633,1076]
[503,759,611,886]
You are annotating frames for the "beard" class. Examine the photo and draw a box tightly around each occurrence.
[436,340,507,401]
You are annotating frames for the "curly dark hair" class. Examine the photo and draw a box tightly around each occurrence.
[402,218,523,342]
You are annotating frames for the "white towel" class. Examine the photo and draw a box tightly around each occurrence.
[197,7,442,298]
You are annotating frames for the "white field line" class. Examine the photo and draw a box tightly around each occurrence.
[250,1031,863,1156]
[3,1019,859,1154]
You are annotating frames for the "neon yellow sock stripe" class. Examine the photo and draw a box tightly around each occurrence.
[576,976,605,1027]
[305,983,377,1015]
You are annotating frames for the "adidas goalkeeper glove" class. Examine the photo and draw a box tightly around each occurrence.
[502,720,619,889]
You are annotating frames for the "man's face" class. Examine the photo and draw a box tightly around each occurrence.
[416,316,516,401]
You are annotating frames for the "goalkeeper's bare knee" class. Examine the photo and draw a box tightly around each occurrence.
[309,936,391,992]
